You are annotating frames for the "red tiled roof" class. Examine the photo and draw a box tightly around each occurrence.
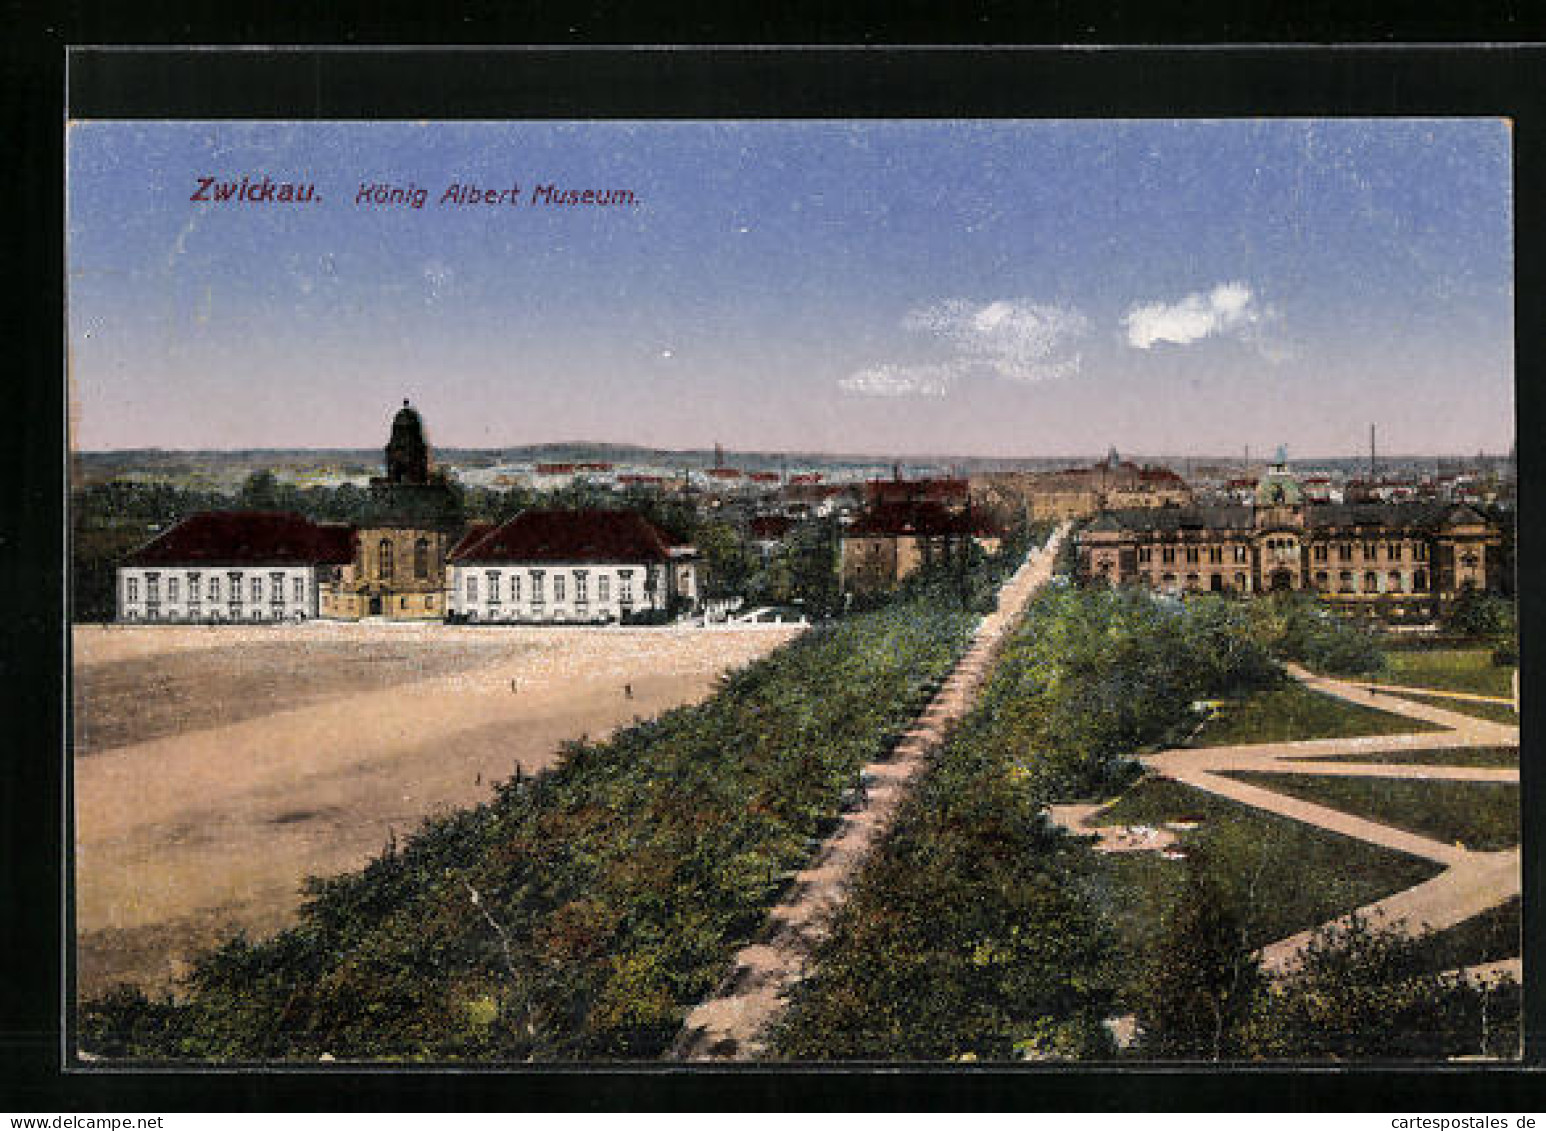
[124,512,356,567]
[706,467,742,479]
[535,462,577,474]
[450,509,674,564]
[1138,467,1187,485]
[866,478,969,503]
[788,472,823,485]
[847,501,978,538]
[449,522,496,559]
[576,461,614,472]
[748,472,781,483]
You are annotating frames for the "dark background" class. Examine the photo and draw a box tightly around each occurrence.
[7,11,1546,1111]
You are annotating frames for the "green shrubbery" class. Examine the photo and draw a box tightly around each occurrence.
[1131,902,1521,1061]
[770,588,1281,1059]
[78,600,977,1061]
[1243,592,1387,677]
[1242,914,1520,1060]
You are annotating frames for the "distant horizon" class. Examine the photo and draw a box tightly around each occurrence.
[68,120,1514,455]
[71,440,1514,464]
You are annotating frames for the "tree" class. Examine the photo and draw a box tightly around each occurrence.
[237,470,282,511]
[1130,851,1262,1060]
[694,521,751,599]
[785,519,842,618]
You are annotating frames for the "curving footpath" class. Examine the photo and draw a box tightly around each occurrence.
[1144,663,1519,978]
[668,524,1071,1060]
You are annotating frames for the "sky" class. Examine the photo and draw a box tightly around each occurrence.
[66,119,1514,458]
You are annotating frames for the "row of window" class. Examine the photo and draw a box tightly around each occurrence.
[1138,545,1251,565]
[1132,541,1432,566]
[1310,542,1428,563]
[1313,570,1429,594]
[125,573,308,604]
[123,608,310,622]
[464,569,636,605]
[1139,569,1431,595]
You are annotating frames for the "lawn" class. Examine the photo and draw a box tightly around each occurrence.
[1376,689,1517,727]
[1192,683,1443,747]
[1374,648,1516,700]
[1222,773,1519,852]
[1086,776,1441,954]
[1301,746,1518,769]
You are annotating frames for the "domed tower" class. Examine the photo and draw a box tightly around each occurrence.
[386,399,430,485]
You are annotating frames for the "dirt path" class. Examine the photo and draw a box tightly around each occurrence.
[1141,664,1520,977]
[74,624,801,997]
[669,525,1070,1061]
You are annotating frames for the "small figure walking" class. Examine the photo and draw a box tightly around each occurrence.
[510,678,518,694]
[624,683,633,700]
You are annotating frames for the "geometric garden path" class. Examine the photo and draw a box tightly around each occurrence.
[1142,663,1520,979]
[670,525,1072,1060]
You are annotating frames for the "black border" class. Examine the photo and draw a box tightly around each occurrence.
[8,41,1546,1111]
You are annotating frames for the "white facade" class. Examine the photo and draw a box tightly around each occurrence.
[448,561,688,623]
[116,564,324,622]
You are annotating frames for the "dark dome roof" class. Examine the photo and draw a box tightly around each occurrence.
[393,399,422,426]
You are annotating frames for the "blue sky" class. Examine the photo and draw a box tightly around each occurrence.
[67,119,1513,456]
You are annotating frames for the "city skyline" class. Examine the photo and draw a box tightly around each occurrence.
[67,119,1514,457]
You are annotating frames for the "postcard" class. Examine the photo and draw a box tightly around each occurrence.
[66,117,1519,1065]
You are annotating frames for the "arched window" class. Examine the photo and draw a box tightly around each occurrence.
[1363,571,1379,593]
[1314,571,1328,590]
[414,537,430,579]
[1339,571,1354,593]
[1414,569,1428,591]
[379,539,394,580]
[1388,571,1404,593]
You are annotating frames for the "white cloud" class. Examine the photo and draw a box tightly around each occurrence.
[904,299,1088,383]
[1123,281,1269,350]
[838,363,955,398]
[839,298,1087,398]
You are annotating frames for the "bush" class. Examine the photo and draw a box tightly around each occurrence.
[1242,914,1521,1060]
[1245,593,1386,677]
[1440,590,1516,641]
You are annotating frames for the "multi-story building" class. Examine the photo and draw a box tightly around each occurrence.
[1076,456,1503,619]
[116,511,355,622]
[447,509,700,623]
[971,448,1193,524]
[839,500,1002,595]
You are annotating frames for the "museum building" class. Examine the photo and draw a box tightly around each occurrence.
[1075,453,1503,618]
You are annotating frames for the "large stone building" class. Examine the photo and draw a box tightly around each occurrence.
[323,400,464,620]
[1076,456,1502,619]
[971,448,1193,525]
[447,508,699,623]
[840,500,1001,595]
[116,511,356,622]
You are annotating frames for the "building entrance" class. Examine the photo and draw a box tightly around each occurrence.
[1269,569,1294,592]
[369,595,383,616]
